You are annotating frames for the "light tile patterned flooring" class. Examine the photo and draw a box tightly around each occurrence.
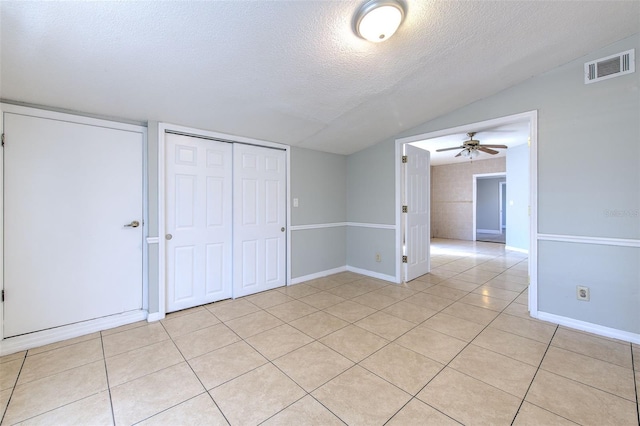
[1,239,639,425]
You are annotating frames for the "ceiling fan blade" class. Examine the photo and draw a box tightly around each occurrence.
[436,146,465,152]
[480,144,508,149]
[455,151,463,157]
[478,147,499,155]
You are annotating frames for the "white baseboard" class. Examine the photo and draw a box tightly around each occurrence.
[535,311,640,344]
[290,266,347,285]
[345,266,396,283]
[505,245,529,254]
[147,312,165,322]
[0,310,148,356]
[477,229,501,234]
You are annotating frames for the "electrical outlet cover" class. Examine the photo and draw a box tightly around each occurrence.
[576,285,590,301]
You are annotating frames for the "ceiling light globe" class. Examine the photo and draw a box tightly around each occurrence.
[355,0,405,43]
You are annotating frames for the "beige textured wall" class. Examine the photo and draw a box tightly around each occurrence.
[431,157,506,240]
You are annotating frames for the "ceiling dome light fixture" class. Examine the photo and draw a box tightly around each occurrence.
[354,0,406,43]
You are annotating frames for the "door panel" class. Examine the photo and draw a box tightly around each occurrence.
[165,134,232,312]
[233,144,286,297]
[405,144,431,282]
[3,112,143,337]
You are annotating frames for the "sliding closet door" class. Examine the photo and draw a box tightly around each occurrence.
[233,144,286,297]
[165,133,233,312]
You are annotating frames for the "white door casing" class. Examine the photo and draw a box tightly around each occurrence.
[233,144,286,297]
[165,133,233,312]
[3,112,144,337]
[404,144,431,282]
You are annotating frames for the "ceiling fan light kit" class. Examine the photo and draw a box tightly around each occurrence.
[354,0,406,42]
[436,132,508,160]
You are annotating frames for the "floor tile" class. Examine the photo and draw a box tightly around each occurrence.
[305,277,343,291]
[289,311,349,339]
[525,369,637,425]
[449,344,537,398]
[320,325,388,362]
[224,310,284,339]
[423,285,469,301]
[246,290,295,309]
[3,361,108,425]
[551,327,632,369]
[354,311,415,340]
[245,324,313,360]
[459,293,511,311]
[17,339,104,385]
[161,309,220,339]
[382,301,438,324]
[188,341,267,390]
[514,292,528,305]
[417,367,521,425]
[360,343,443,394]
[276,283,320,299]
[438,278,481,292]
[173,323,240,360]
[26,333,101,356]
[350,291,397,310]
[403,278,437,291]
[1,388,14,421]
[100,321,148,337]
[312,366,411,425]
[540,346,636,401]
[298,291,346,309]
[110,362,204,426]
[512,402,578,426]
[372,285,416,301]
[273,342,353,392]
[483,278,528,292]
[489,314,557,343]
[473,285,521,301]
[210,363,305,425]
[161,306,206,320]
[442,301,498,325]
[105,340,184,387]
[472,327,547,367]
[102,323,170,358]
[323,300,376,323]
[18,391,112,426]
[421,313,485,342]
[326,283,372,299]
[138,393,228,426]
[1,351,26,364]
[206,299,260,322]
[328,272,362,285]
[404,292,454,311]
[387,398,461,425]
[396,327,466,364]
[266,300,318,323]
[502,302,531,319]
[261,395,343,426]
[0,358,23,391]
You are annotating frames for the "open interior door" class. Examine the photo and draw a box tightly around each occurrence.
[404,144,431,282]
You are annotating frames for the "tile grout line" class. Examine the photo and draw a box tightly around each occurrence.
[99,332,117,426]
[631,344,640,425]
[0,351,27,425]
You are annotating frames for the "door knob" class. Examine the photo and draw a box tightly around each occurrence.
[125,220,140,228]
[281,227,285,232]
[166,234,173,240]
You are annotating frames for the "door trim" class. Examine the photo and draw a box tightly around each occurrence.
[499,181,507,232]
[0,102,148,347]
[472,173,506,241]
[157,123,290,320]
[394,110,538,316]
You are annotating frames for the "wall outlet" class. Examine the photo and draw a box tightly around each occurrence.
[375,253,381,262]
[293,198,299,208]
[576,285,590,301]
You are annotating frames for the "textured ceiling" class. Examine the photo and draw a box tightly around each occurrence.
[1,1,638,155]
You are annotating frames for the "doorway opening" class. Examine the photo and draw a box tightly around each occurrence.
[474,173,506,244]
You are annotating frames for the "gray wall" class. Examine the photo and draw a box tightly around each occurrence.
[147,121,159,313]
[477,177,505,231]
[346,34,640,334]
[290,147,347,279]
[506,143,529,251]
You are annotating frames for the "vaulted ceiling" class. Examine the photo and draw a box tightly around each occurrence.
[1,1,638,155]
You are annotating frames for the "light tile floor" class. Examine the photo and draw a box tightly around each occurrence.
[1,239,639,425]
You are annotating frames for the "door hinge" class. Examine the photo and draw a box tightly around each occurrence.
[402,155,408,163]
[402,255,408,263]
[527,137,531,147]
[1,133,4,147]
[1,289,4,302]
[402,205,408,213]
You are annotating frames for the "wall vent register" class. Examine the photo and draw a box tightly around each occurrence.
[584,49,635,84]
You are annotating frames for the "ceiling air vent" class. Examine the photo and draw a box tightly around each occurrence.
[584,49,635,84]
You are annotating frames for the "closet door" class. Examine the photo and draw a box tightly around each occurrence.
[165,133,233,312]
[3,112,144,337]
[233,144,286,297]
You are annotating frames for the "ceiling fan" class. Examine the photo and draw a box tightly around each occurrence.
[436,132,508,159]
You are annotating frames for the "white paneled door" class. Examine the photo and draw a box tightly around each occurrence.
[3,112,144,337]
[233,144,286,297]
[165,133,233,312]
[404,144,431,281]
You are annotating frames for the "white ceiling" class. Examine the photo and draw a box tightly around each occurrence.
[411,120,530,166]
[1,1,638,155]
